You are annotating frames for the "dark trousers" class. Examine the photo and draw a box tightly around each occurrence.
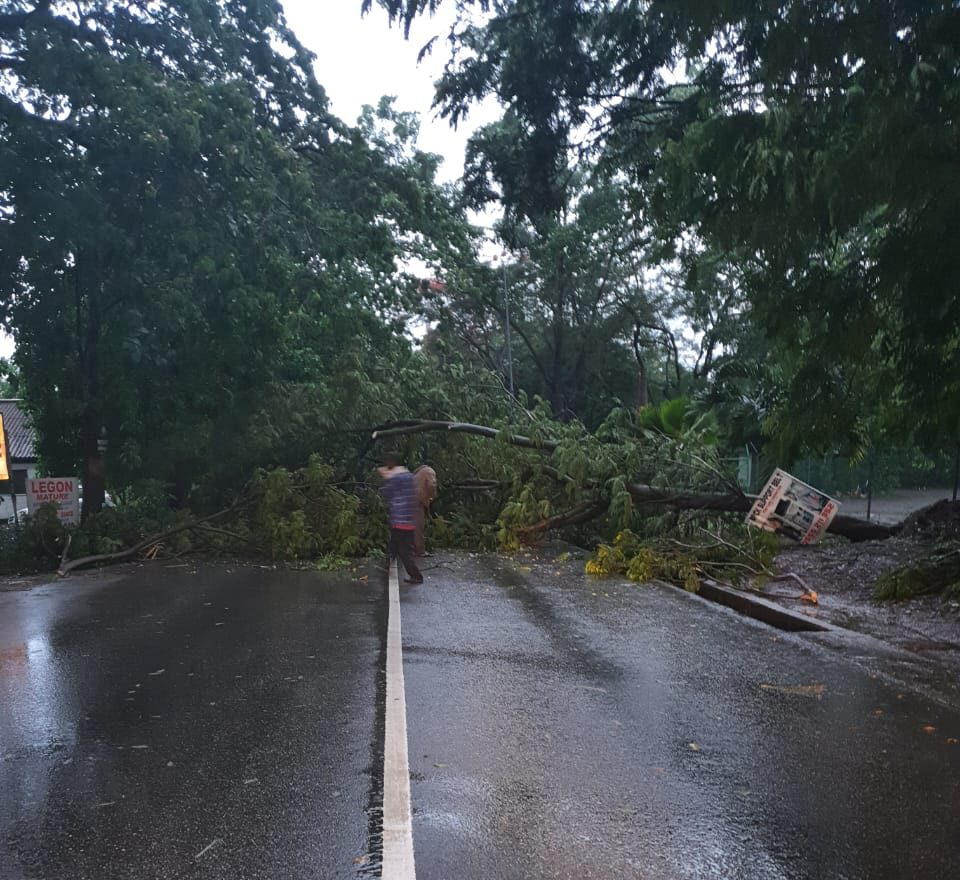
[389,528,423,582]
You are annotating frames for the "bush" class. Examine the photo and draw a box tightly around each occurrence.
[0,505,68,573]
[874,543,960,600]
[242,456,386,561]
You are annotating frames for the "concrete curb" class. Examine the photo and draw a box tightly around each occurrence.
[695,580,833,633]
[662,578,960,711]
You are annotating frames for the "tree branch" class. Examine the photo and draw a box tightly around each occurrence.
[371,418,898,542]
[517,499,610,539]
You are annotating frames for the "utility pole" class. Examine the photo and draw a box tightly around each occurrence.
[501,258,514,400]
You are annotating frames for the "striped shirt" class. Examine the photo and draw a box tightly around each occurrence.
[380,469,417,529]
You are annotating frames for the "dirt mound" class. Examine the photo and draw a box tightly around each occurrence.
[901,499,960,537]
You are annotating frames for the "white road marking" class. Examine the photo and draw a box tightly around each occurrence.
[382,562,417,879]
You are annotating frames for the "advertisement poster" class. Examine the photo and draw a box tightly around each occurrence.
[26,477,81,525]
[745,468,840,545]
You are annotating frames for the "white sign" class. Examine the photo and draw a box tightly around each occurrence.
[746,468,840,545]
[27,477,81,525]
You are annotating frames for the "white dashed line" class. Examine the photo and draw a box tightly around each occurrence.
[382,562,417,879]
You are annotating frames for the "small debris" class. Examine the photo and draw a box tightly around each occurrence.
[148,668,165,676]
[759,683,825,699]
[194,838,222,861]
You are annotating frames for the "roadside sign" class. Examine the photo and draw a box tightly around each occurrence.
[27,477,81,525]
[746,468,840,544]
[0,413,8,482]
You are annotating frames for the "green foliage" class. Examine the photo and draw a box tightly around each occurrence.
[586,524,780,593]
[379,0,960,462]
[241,456,386,561]
[0,506,66,573]
[637,396,719,445]
[1,1,490,512]
[419,175,688,428]
[874,544,960,601]
[0,500,179,573]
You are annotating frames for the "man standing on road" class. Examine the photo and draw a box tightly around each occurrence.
[377,452,424,584]
[413,463,437,557]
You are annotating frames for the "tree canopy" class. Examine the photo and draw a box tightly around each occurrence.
[373,0,960,458]
[0,0,481,512]
[1,0,955,573]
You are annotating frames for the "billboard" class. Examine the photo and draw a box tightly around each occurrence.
[26,477,81,525]
[746,468,840,545]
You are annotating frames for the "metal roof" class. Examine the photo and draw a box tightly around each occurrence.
[0,399,37,461]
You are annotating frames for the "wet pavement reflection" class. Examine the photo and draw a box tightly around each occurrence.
[402,554,960,880]
[0,564,385,880]
[3,553,960,879]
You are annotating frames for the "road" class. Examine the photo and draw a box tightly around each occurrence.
[0,565,386,879]
[2,555,960,879]
[839,487,954,524]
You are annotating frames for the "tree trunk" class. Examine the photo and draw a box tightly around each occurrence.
[79,270,104,521]
[625,483,897,541]
[632,326,649,407]
[369,420,900,542]
[81,415,105,521]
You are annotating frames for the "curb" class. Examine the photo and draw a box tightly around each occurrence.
[695,580,833,633]
[666,578,960,712]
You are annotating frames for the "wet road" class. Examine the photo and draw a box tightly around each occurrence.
[0,565,386,879]
[2,556,960,879]
[403,554,960,880]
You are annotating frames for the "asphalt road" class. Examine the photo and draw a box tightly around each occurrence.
[0,564,386,880]
[404,554,960,880]
[2,555,960,879]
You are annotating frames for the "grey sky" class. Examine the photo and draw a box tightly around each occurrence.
[0,3,491,360]
[282,0,493,183]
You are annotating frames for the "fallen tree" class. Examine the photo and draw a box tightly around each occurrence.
[57,504,245,577]
[372,418,898,543]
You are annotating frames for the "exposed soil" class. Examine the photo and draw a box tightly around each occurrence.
[765,492,960,683]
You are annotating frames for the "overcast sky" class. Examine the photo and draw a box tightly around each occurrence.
[0,3,491,361]
[282,0,494,183]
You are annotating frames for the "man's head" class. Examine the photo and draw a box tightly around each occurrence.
[382,451,403,470]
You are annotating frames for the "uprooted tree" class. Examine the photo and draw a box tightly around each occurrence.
[41,397,957,601]
[370,416,897,545]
